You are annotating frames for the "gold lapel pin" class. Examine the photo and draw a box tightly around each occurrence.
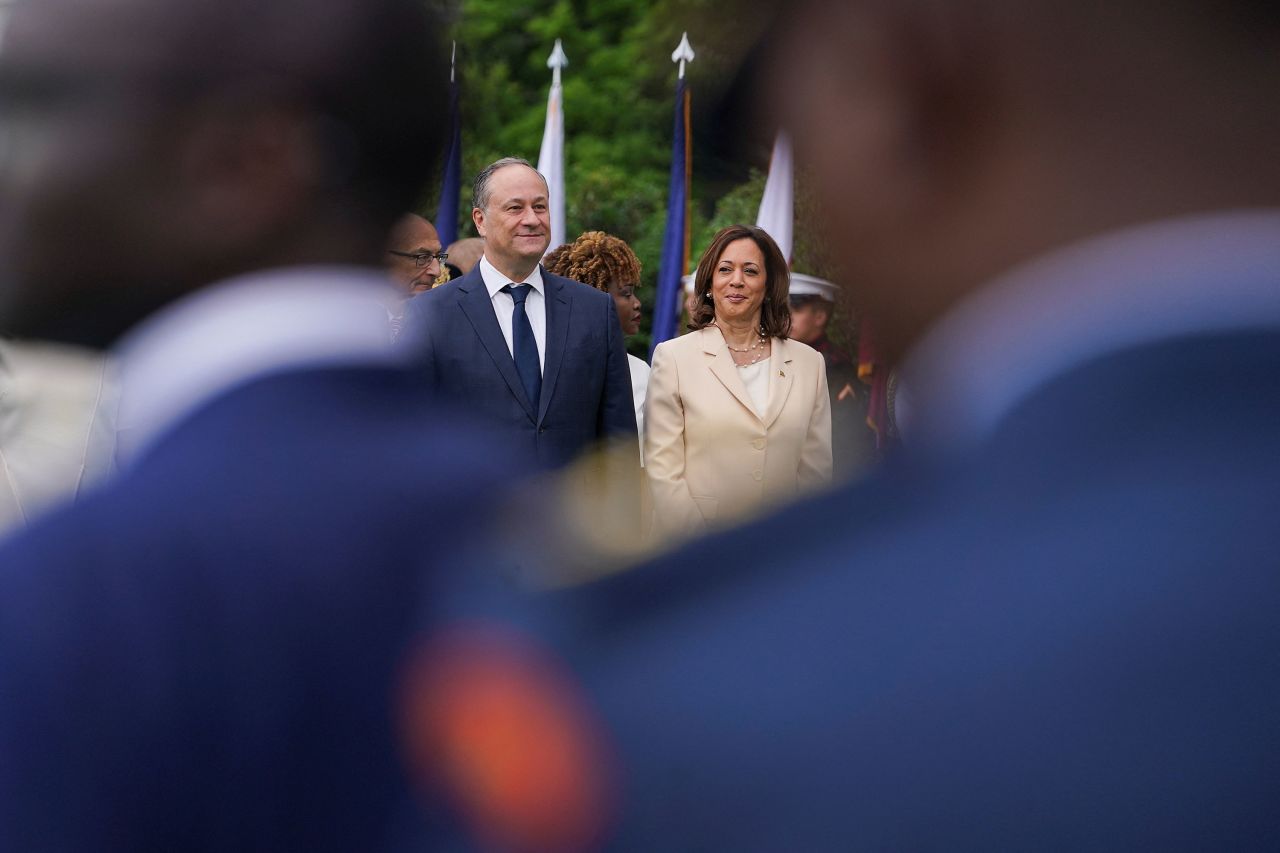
[779,370,786,377]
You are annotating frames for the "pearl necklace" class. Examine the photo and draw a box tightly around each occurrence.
[714,323,768,367]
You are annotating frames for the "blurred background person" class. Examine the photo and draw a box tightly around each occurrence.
[0,338,115,538]
[444,235,485,281]
[682,273,698,329]
[387,213,447,296]
[787,273,874,479]
[403,158,637,471]
[0,0,538,849]
[544,231,648,459]
[386,213,447,339]
[646,224,831,542]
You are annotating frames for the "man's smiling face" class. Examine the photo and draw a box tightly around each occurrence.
[473,164,550,277]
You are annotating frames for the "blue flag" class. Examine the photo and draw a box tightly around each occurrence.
[650,77,692,356]
[433,68,462,247]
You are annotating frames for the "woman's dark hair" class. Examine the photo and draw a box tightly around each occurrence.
[688,224,791,338]
[543,231,642,294]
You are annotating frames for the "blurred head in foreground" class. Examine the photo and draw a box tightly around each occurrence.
[774,0,1280,360]
[387,213,446,296]
[0,0,446,347]
[545,231,644,336]
[446,236,485,276]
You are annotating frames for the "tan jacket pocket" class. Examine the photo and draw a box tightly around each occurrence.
[691,495,719,521]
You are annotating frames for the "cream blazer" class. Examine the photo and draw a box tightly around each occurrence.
[645,326,832,541]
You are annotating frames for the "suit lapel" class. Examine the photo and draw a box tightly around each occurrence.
[456,271,537,421]
[537,271,570,424]
[763,338,796,429]
[702,327,759,420]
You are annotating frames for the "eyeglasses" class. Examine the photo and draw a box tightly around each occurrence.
[388,250,448,267]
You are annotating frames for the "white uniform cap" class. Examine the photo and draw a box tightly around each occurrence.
[788,272,838,303]
[682,273,696,294]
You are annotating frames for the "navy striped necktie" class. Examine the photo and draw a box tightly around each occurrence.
[502,283,541,408]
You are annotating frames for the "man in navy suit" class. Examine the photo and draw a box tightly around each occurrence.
[404,158,637,471]
[0,0,519,849]
[426,0,1280,848]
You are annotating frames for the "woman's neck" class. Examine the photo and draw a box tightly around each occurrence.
[715,313,763,348]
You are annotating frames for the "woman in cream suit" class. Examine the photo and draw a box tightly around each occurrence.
[646,224,832,542]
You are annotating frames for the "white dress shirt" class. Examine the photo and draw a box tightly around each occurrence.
[898,210,1280,457]
[627,353,650,463]
[114,266,403,466]
[479,255,547,373]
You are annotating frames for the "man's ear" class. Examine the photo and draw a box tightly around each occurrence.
[472,207,487,238]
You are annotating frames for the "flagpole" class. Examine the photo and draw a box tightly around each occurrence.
[650,33,696,357]
[433,41,462,247]
[537,39,568,252]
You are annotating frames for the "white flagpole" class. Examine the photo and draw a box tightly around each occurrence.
[672,31,695,80]
[537,38,568,252]
[755,132,794,264]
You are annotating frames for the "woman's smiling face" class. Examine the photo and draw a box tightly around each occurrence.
[711,237,767,326]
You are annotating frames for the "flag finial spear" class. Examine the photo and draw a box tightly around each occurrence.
[672,32,695,80]
[547,38,569,86]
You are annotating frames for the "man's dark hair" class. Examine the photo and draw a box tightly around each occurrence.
[173,0,451,233]
[292,0,449,230]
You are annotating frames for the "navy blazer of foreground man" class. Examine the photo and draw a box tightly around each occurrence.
[0,359,515,852]
[404,265,637,470]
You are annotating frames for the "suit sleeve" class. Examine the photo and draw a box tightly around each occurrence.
[798,350,834,490]
[398,294,437,387]
[597,296,639,444]
[643,342,705,541]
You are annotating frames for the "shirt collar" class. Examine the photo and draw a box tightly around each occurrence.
[898,209,1280,458]
[479,254,545,299]
[114,266,403,466]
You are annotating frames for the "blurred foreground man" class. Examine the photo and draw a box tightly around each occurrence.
[449,1,1280,849]
[0,0,519,849]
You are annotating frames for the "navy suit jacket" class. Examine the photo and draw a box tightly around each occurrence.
[497,330,1280,850]
[404,265,637,470]
[0,365,515,852]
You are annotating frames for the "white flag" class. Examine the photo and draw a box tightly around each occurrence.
[755,131,794,263]
[537,40,568,252]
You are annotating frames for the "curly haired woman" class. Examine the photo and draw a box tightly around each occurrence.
[544,231,649,457]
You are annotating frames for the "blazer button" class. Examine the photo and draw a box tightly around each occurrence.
[752,438,766,450]
[538,426,547,434]
[752,470,763,481]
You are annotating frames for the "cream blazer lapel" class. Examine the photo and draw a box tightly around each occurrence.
[700,326,758,420]
[763,338,796,429]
